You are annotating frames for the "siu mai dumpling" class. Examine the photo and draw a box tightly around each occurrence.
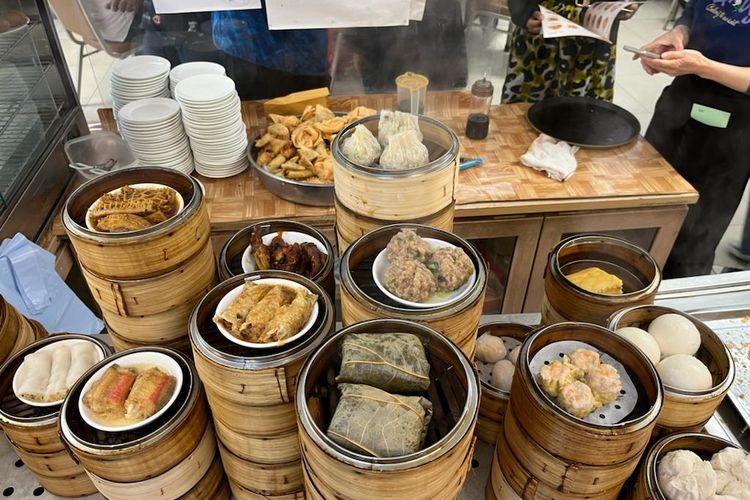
[538,359,578,398]
[15,350,53,402]
[379,130,429,170]
[378,110,422,146]
[558,381,597,418]
[341,124,381,167]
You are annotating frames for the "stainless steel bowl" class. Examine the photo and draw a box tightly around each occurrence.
[247,134,334,207]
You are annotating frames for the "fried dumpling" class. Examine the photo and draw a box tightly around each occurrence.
[342,124,381,167]
[124,367,176,421]
[291,124,322,149]
[259,287,317,343]
[345,106,377,124]
[238,286,296,341]
[94,213,152,232]
[213,283,272,335]
[83,364,137,419]
[379,130,429,170]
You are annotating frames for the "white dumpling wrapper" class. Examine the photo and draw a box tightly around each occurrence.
[379,130,429,170]
[475,333,506,363]
[378,110,422,146]
[491,360,515,392]
[341,124,381,167]
[16,350,53,401]
[507,347,520,365]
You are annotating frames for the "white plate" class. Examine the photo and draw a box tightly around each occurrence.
[78,351,183,433]
[241,231,328,273]
[85,183,184,233]
[12,339,106,407]
[112,55,171,80]
[214,278,319,349]
[118,98,180,124]
[170,61,225,85]
[372,238,477,309]
[175,74,236,104]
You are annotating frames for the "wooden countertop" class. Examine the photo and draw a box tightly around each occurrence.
[73,92,697,235]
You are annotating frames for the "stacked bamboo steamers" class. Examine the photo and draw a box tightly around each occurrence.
[62,167,216,352]
[331,115,460,254]
[190,272,334,498]
[0,296,46,364]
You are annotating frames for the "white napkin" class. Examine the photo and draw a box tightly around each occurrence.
[520,134,579,182]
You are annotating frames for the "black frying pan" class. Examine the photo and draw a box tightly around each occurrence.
[527,96,641,148]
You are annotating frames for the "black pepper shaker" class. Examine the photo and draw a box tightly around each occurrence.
[465,76,494,140]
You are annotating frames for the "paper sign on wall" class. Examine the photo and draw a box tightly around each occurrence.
[153,0,261,15]
[265,0,413,30]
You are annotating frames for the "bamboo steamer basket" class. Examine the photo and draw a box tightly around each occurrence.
[103,300,197,343]
[0,334,111,497]
[335,196,455,255]
[474,322,534,444]
[63,167,211,280]
[0,296,20,362]
[296,319,480,500]
[542,234,661,326]
[206,391,298,437]
[185,454,231,500]
[340,224,487,358]
[106,323,192,354]
[229,480,306,500]
[332,114,460,222]
[632,432,741,499]
[85,425,218,499]
[219,220,335,300]
[219,442,304,496]
[607,305,735,436]
[214,418,300,464]
[82,240,217,317]
[60,347,210,483]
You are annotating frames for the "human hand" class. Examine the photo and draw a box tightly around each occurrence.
[635,26,689,74]
[640,49,711,78]
[526,11,543,34]
[106,0,140,12]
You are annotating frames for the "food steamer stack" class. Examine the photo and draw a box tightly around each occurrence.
[0,296,46,364]
[62,167,216,352]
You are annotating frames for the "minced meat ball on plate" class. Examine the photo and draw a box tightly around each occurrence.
[384,259,437,303]
[427,247,473,292]
[386,229,433,263]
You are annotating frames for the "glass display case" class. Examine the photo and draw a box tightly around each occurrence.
[0,0,87,241]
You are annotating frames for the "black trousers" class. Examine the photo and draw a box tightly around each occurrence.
[646,75,750,278]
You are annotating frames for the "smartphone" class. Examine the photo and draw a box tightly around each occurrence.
[623,45,661,59]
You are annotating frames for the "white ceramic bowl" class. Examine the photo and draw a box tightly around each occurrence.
[241,231,328,273]
[78,351,183,432]
[85,183,184,233]
[214,278,319,349]
[372,238,477,309]
[12,339,106,407]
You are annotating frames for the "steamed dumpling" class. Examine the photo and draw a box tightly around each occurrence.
[507,347,520,365]
[491,359,515,392]
[379,130,429,170]
[615,326,661,365]
[475,333,506,363]
[377,110,422,146]
[658,451,716,500]
[341,124,381,167]
[648,313,701,357]
[657,354,713,391]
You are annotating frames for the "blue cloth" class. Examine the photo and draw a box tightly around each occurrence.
[212,9,328,75]
[676,0,750,77]
[0,234,103,335]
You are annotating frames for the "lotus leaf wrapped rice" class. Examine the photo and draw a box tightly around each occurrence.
[341,124,382,166]
[336,333,431,393]
[378,110,422,146]
[379,130,429,170]
[327,383,432,458]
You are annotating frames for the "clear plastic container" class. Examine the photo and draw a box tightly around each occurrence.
[64,132,138,179]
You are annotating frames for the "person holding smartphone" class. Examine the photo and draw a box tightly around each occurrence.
[636,0,750,278]
[501,0,637,103]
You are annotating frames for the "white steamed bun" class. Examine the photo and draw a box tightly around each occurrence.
[475,333,507,363]
[615,326,661,365]
[721,480,750,500]
[648,313,701,357]
[659,457,716,500]
[657,355,713,391]
[711,447,747,473]
[491,360,515,392]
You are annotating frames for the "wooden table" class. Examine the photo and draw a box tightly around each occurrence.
[50,92,697,314]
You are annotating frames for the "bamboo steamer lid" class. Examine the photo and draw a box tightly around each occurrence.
[542,234,661,326]
[219,220,336,300]
[296,319,479,500]
[60,347,209,483]
[607,305,735,435]
[339,223,487,359]
[331,114,460,221]
[62,167,211,280]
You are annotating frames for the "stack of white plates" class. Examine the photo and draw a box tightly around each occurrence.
[175,74,248,178]
[110,55,171,118]
[169,61,226,98]
[117,97,194,174]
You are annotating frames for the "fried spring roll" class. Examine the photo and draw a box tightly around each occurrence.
[260,288,318,343]
[124,367,176,421]
[213,283,272,335]
[82,364,137,418]
[238,286,296,341]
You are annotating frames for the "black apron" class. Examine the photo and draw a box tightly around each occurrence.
[646,75,750,278]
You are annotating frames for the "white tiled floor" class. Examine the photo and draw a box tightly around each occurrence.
[51,1,746,271]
